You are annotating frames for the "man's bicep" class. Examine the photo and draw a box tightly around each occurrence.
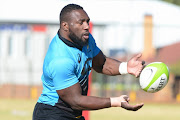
[56,83,82,109]
[92,50,106,73]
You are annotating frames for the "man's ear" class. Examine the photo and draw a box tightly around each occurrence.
[61,21,69,31]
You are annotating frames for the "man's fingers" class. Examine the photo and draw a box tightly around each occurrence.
[133,103,144,111]
[134,53,142,60]
[121,102,144,111]
[120,95,130,103]
[122,95,130,102]
[135,69,141,78]
[135,61,145,78]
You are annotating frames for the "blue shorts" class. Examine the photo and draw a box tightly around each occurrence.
[33,103,85,120]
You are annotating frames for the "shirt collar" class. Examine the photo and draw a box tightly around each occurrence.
[57,30,83,51]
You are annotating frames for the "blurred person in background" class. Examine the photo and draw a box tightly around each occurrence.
[33,4,145,120]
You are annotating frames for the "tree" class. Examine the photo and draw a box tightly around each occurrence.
[169,60,180,76]
[162,0,180,6]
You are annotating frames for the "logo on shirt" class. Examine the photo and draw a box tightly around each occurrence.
[78,53,81,63]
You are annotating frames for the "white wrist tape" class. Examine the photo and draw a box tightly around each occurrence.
[119,62,128,74]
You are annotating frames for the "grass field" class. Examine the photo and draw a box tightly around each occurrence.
[0,98,180,120]
[91,103,180,120]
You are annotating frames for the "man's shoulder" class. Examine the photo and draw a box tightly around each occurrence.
[52,57,75,65]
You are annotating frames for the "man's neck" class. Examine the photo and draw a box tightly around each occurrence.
[59,29,74,43]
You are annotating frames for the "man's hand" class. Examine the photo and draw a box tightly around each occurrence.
[110,95,144,111]
[121,101,144,111]
[127,53,145,77]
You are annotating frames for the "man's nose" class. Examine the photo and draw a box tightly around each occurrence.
[84,22,90,30]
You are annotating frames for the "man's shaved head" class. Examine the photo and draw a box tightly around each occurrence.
[59,4,83,24]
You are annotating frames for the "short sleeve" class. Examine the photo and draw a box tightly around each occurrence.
[89,33,100,57]
[49,58,78,90]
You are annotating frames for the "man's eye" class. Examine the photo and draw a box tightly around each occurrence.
[79,21,83,25]
[87,20,90,25]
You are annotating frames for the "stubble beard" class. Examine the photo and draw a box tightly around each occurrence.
[69,29,89,47]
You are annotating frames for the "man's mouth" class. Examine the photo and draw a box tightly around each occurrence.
[83,33,89,40]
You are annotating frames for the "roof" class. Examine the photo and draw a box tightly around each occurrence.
[145,42,180,65]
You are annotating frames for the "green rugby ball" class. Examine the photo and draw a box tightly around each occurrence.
[139,62,169,93]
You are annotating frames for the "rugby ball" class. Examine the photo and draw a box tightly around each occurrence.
[139,62,169,93]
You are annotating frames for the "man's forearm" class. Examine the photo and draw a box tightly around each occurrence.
[70,95,111,110]
[102,57,122,75]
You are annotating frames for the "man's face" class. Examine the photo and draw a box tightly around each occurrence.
[68,9,90,46]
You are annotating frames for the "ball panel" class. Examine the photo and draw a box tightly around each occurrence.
[146,73,168,93]
[139,66,157,90]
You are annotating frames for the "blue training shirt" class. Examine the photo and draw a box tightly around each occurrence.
[37,31,100,116]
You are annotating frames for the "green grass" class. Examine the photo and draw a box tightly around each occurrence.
[91,103,180,120]
[0,98,36,120]
[0,98,180,120]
